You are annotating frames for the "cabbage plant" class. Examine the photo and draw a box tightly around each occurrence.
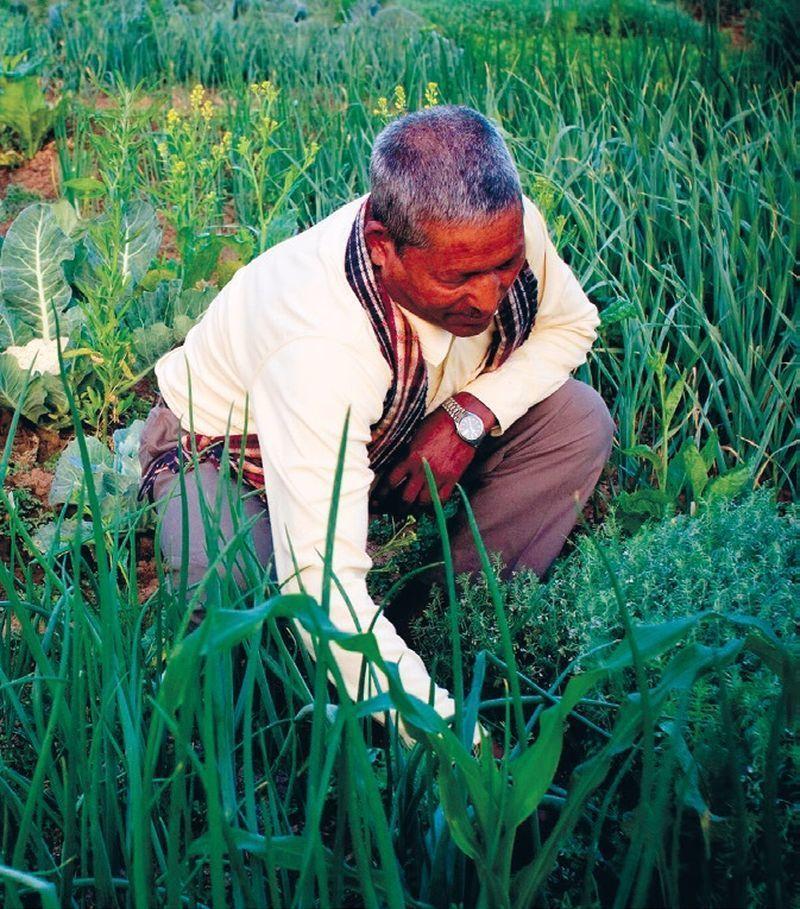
[0,202,84,426]
[0,197,179,430]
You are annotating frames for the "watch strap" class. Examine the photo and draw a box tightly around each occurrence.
[442,396,486,446]
[441,397,468,423]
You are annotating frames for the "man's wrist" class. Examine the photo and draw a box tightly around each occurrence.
[451,392,499,434]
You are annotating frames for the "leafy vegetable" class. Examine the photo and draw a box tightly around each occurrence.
[48,419,145,519]
[0,55,61,159]
[0,203,82,425]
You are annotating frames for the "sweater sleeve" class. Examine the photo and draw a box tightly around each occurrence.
[249,335,476,747]
[462,201,601,435]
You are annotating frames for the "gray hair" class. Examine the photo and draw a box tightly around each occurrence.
[369,105,522,250]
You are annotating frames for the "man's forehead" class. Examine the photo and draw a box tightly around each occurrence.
[418,206,525,267]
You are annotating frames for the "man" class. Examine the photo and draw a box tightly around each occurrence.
[138,105,615,748]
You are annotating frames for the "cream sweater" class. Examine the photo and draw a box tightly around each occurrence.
[155,194,600,746]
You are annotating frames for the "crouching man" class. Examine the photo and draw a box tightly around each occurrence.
[138,105,615,747]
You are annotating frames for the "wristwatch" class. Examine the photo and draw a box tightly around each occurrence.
[441,397,486,447]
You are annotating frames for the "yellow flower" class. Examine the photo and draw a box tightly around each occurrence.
[392,85,407,114]
[423,81,440,108]
[200,99,214,122]
[211,131,232,160]
[237,135,251,156]
[189,83,205,111]
[166,107,181,128]
[171,158,187,176]
[261,80,278,103]
[250,79,279,103]
[372,96,390,118]
[157,141,168,158]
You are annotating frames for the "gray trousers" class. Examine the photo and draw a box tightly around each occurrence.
[139,378,614,621]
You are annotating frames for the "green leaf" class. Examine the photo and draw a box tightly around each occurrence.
[129,277,182,328]
[699,429,722,470]
[663,376,686,426]
[182,233,224,288]
[598,614,703,674]
[190,827,327,871]
[132,322,175,370]
[0,865,59,909]
[175,285,216,320]
[437,767,481,859]
[681,442,708,500]
[188,827,397,896]
[49,435,114,506]
[0,353,48,422]
[0,304,13,347]
[663,376,686,427]
[0,202,74,341]
[37,370,71,421]
[614,488,670,531]
[600,297,638,326]
[138,266,179,293]
[505,706,568,828]
[62,176,106,199]
[48,423,144,517]
[619,444,661,467]
[112,420,145,474]
[705,466,750,503]
[512,638,743,907]
[31,518,95,554]
[0,74,52,157]
[119,201,162,287]
[665,447,687,498]
[265,209,299,247]
[85,200,161,292]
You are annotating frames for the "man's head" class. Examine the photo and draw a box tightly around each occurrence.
[365,105,525,337]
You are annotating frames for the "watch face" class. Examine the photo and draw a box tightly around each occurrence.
[458,413,484,442]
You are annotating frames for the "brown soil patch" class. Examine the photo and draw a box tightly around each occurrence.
[157,210,179,261]
[0,140,61,200]
[10,466,53,501]
[137,558,159,603]
[223,199,238,227]
[0,415,70,506]
[0,415,69,468]
[721,19,750,50]
[135,534,159,603]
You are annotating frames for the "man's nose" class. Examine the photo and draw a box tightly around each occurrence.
[465,272,505,316]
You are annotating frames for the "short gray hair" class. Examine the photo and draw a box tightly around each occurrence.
[369,105,522,250]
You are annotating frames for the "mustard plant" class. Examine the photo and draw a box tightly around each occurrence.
[231,80,318,254]
[149,83,231,276]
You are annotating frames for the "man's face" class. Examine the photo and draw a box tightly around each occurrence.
[364,203,525,337]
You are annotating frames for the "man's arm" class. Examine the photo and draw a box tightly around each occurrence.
[249,335,476,746]
[460,199,601,435]
[375,391,497,508]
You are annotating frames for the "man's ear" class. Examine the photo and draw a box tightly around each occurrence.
[363,218,396,269]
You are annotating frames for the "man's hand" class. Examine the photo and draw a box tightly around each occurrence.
[374,393,498,509]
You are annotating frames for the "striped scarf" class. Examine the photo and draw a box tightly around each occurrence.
[138,198,538,503]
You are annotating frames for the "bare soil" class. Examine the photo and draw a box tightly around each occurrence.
[0,140,61,233]
[1,412,69,505]
[156,210,179,260]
